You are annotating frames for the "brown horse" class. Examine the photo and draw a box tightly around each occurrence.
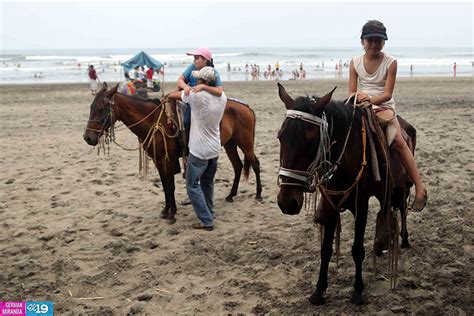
[83,83,261,224]
[276,83,415,305]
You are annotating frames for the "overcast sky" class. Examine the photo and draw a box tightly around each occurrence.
[1,2,473,50]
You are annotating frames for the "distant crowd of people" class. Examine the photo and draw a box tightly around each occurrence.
[242,62,283,81]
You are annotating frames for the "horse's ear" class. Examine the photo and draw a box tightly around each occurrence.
[105,83,119,97]
[111,83,119,94]
[315,86,337,108]
[278,83,294,110]
[102,82,108,91]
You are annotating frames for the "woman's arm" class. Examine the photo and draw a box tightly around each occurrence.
[369,60,397,105]
[177,75,191,95]
[192,84,223,96]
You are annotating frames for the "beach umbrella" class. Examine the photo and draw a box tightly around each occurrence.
[121,51,163,72]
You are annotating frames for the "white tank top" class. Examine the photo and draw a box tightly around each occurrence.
[352,53,396,109]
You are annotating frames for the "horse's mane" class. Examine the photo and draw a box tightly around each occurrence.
[117,92,163,107]
[281,95,361,141]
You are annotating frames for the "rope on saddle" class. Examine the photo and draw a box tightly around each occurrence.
[138,97,180,177]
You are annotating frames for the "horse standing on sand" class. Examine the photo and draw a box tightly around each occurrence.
[83,83,262,224]
[276,83,416,305]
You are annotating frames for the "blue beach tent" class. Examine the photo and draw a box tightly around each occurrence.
[121,51,163,72]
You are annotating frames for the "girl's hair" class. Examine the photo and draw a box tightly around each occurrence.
[207,59,215,68]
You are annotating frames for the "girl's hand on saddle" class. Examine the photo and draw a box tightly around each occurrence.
[356,92,371,103]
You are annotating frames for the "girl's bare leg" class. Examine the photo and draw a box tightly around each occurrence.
[378,111,428,212]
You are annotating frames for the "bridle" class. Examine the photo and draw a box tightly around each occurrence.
[278,108,332,192]
[84,94,117,142]
[278,98,356,193]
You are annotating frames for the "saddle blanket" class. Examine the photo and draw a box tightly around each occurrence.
[228,97,249,106]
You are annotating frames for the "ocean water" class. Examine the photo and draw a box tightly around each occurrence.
[0,47,472,84]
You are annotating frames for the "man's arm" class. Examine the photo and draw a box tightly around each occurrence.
[168,90,183,101]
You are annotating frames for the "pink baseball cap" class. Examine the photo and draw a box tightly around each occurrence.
[186,47,212,62]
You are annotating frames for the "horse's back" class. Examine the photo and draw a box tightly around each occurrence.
[221,98,256,147]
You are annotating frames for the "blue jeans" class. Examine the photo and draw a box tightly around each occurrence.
[186,153,218,227]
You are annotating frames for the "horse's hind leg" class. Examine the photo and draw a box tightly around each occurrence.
[224,141,243,202]
[351,202,368,305]
[250,155,262,201]
[309,206,338,305]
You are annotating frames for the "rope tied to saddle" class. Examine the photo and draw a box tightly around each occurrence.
[138,95,180,177]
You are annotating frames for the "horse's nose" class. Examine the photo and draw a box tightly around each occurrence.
[83,135,96,146]
[277,191,302,215]
[278,199,299,215]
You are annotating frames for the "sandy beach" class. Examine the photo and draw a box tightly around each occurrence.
[1,77,473,314]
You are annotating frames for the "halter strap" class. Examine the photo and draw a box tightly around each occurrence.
[286,110,326,126]
[278,168,310,182]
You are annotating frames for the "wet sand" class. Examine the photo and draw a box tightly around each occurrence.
[1,77,473,314]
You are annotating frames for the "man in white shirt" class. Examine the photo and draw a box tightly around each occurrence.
[169,67,227,230]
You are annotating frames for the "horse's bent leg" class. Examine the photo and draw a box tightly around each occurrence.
[224,141,243,202]
[309,207,338,305]
[351,202,368,305]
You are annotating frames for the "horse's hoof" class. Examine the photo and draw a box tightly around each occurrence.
[350,292,365,305]
[225,196,234,202]
[255,195,263,202]
[401,240,411,249]
[167,217,176,225]
[160,211,169,219]
[308,292,325,305]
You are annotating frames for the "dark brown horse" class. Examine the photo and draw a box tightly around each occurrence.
[83,83,261,224]
[276,83,414,305]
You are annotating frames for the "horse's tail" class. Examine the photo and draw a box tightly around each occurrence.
[243,157,251,181]
[243,106,257,181]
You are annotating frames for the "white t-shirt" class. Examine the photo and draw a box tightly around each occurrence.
[181,90,227,160]
[352,53,396,109]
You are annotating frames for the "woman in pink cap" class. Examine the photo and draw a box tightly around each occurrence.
[177,47,223,97]
[177,49,223,139]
